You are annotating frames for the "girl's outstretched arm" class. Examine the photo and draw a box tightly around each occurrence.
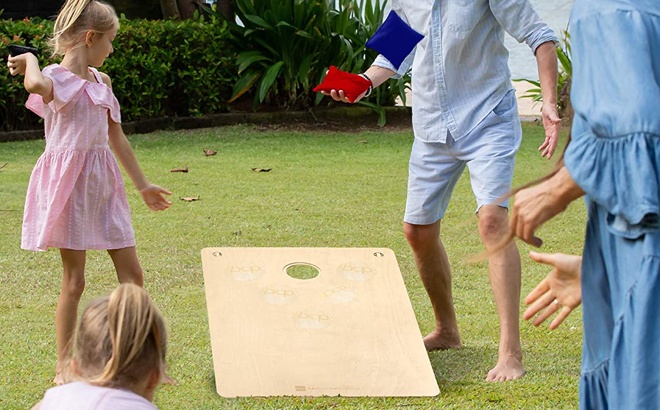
[103,73,171,211]
[7,53,53,102]
[108,120,172,211]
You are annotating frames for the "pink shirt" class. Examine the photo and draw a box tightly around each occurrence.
[38,381,157,410]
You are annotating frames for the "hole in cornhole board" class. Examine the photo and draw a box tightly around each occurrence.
[285,263,320,280]
[201,247,440,398]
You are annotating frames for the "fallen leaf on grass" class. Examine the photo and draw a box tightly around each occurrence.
[356,140,368,144]
[251,167,272,173]
[180,196,200,202]
[204,149,217,156]
[171,166,189,173]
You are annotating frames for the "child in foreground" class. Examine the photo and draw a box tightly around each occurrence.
[32,283,169,409]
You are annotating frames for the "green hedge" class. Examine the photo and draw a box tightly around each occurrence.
[0,17,52,132]
[0,15,238,131]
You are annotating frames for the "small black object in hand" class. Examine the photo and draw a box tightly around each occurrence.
[8,44,39,57]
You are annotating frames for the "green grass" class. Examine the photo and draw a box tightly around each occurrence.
[0,123,585,409]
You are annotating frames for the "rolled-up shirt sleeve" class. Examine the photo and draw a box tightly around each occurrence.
[370,0,416,78]
[373,51,414,78]
[491,0,559,54]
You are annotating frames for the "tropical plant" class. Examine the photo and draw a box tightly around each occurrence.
[514,30,572,120]
[217,0,410,124]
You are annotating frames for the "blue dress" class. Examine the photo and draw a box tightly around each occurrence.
[563,0,660,408]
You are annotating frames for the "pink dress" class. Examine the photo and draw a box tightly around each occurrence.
[22,64,135,251]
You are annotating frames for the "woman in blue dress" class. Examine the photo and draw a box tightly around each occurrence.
[509,0,660,408]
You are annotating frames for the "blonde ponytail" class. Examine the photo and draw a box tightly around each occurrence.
[74,284,168,389]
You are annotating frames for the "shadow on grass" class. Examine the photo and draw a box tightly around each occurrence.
[429,345,499,388]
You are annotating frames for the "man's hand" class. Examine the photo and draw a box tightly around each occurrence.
[538,101,561,159]
[321,89,367,104]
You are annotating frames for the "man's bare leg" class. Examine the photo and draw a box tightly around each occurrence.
[404,221,462,350]
[478,205,524,381]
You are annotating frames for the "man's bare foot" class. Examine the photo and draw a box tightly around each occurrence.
[485,353,525,381]
[423,329,462,352]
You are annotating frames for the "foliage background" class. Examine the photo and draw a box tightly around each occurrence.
[1,0,412,132]
[224,0,409,121]
[0,15,237,131]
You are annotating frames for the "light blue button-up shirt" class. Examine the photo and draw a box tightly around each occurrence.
[373,0,558,143]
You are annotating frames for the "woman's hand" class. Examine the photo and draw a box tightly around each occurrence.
[510,167,584,247]
[523,251,582,330]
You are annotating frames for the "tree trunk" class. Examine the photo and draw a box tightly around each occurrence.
[177,0,198,19]
[216,0,234,21]
[160,0,180,19]
[559,79,573,128]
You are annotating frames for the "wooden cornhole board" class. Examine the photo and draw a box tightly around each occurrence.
[201,247,439,398]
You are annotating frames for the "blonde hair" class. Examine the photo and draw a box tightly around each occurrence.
[74,284,168,389]
[51,0,119,56]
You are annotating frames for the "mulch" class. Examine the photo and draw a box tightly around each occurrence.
[0,106,413,143]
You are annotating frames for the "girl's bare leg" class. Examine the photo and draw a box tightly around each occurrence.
[108,246,144,286]
[56,249,87,384]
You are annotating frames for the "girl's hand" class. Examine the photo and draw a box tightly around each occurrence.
[140,184,172,211]
[7,53,36,76]
[523,251,582,330]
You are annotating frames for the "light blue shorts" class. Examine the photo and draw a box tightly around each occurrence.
[404,90,522,225]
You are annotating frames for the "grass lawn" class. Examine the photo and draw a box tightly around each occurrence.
[0,122,585,409]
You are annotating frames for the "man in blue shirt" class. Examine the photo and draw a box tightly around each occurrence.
[324,0,560,381]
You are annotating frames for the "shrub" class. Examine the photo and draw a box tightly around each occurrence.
[0,14,238,130]
[0,17,55,132]
[104,15,237,121]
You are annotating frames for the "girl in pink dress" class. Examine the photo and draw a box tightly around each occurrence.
[7,0,171,384]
